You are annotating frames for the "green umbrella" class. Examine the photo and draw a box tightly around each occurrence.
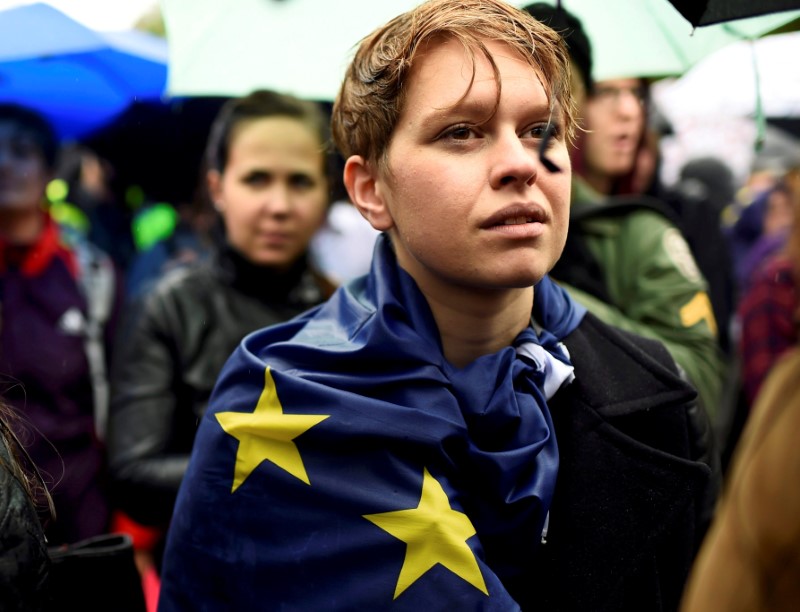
[531,0,800,81]
[162,0,799,101]
[162,0,422,101]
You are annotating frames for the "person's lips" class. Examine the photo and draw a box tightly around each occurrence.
[610,132,637,152]
[481,204,548,238]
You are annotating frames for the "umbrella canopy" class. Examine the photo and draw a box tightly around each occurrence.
[653,30,800,120]
[161,0,800,100]
[666,0,800,28]
[162,0,421,101]
[530,0,800,81]
[0,2,168,141]
[652,30,800,184]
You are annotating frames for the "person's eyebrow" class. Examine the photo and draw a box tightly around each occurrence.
[423,97,554,125]
[422,98,496,124]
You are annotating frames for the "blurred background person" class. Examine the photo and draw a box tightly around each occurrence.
[48,143,138,274]
[523,4,725,428]
[725,164,787,295]
[107,89,336,589]
[0,103,121,547]
[734,178,796,298]
[710,167,799,471]
[123,174,216,303]
[680,182,800,611]
[663,156,740,356]
[735,168,799,410]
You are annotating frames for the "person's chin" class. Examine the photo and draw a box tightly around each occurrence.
[250,248,297,270]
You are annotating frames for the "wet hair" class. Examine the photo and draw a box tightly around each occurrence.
[0,103,59,171]
[0,398,55,519]
[331,0,577,169]
[205,89,330,174]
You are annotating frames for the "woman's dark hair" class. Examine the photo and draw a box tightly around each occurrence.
[0,399,55,519]
[205,89,330,173]
[0,103,59,171]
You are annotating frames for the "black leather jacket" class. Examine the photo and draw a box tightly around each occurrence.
[108,245,332,527]
[0,435,50,611]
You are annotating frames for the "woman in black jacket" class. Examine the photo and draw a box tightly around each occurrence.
[107,90,336,575]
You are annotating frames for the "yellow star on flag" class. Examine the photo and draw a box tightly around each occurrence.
[364,467,488,599]
[216,366,329,492]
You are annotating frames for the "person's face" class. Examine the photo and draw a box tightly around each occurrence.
[208,116,329,269]
[0,121,51,211]
[348,38,571,297]
[763,188,794,236]
[582,78,646,185]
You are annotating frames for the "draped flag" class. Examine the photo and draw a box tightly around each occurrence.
[159,235,585,610]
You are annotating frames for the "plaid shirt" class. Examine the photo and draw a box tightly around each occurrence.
[737,254,798,407]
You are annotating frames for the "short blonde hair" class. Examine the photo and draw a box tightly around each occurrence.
[331,0,577,169]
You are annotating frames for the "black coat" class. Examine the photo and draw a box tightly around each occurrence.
[519,313,718,611]
[0,436,50,611]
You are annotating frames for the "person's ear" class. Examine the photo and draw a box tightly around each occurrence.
[343,155,394,231]
[207,169,224,212]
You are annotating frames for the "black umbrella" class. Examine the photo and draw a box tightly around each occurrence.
[667,0,800,27]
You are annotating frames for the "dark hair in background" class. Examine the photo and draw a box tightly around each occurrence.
[0,103,59,170]
[205,89,331,174]
[522,2,594,94]
[0,398,55,519]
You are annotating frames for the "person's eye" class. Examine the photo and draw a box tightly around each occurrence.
[524,123,561,143]
[289,174,315,190]
[593,87,616,100]
[440,124,477,141]
[242,172,270,186]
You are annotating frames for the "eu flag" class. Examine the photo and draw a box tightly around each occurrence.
[159,235,584,610]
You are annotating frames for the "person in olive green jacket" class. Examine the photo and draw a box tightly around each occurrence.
[524,3,725,421]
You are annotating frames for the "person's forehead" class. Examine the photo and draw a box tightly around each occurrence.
[595,77,642,88]
[405,37,536,95]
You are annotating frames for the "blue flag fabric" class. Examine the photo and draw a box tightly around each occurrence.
[159,234,586,611]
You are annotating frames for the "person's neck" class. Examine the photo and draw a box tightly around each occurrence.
[415,276,534,369]
[0,207,45,245]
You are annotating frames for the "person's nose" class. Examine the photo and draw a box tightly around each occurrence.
[488,131,538,190]
[265,182,293,216]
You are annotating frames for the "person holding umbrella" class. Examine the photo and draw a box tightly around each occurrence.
[157,1,717,609]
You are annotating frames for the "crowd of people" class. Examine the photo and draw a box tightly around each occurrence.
[1,0,798,610]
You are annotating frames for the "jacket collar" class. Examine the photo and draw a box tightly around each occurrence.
[0,212,76,277]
